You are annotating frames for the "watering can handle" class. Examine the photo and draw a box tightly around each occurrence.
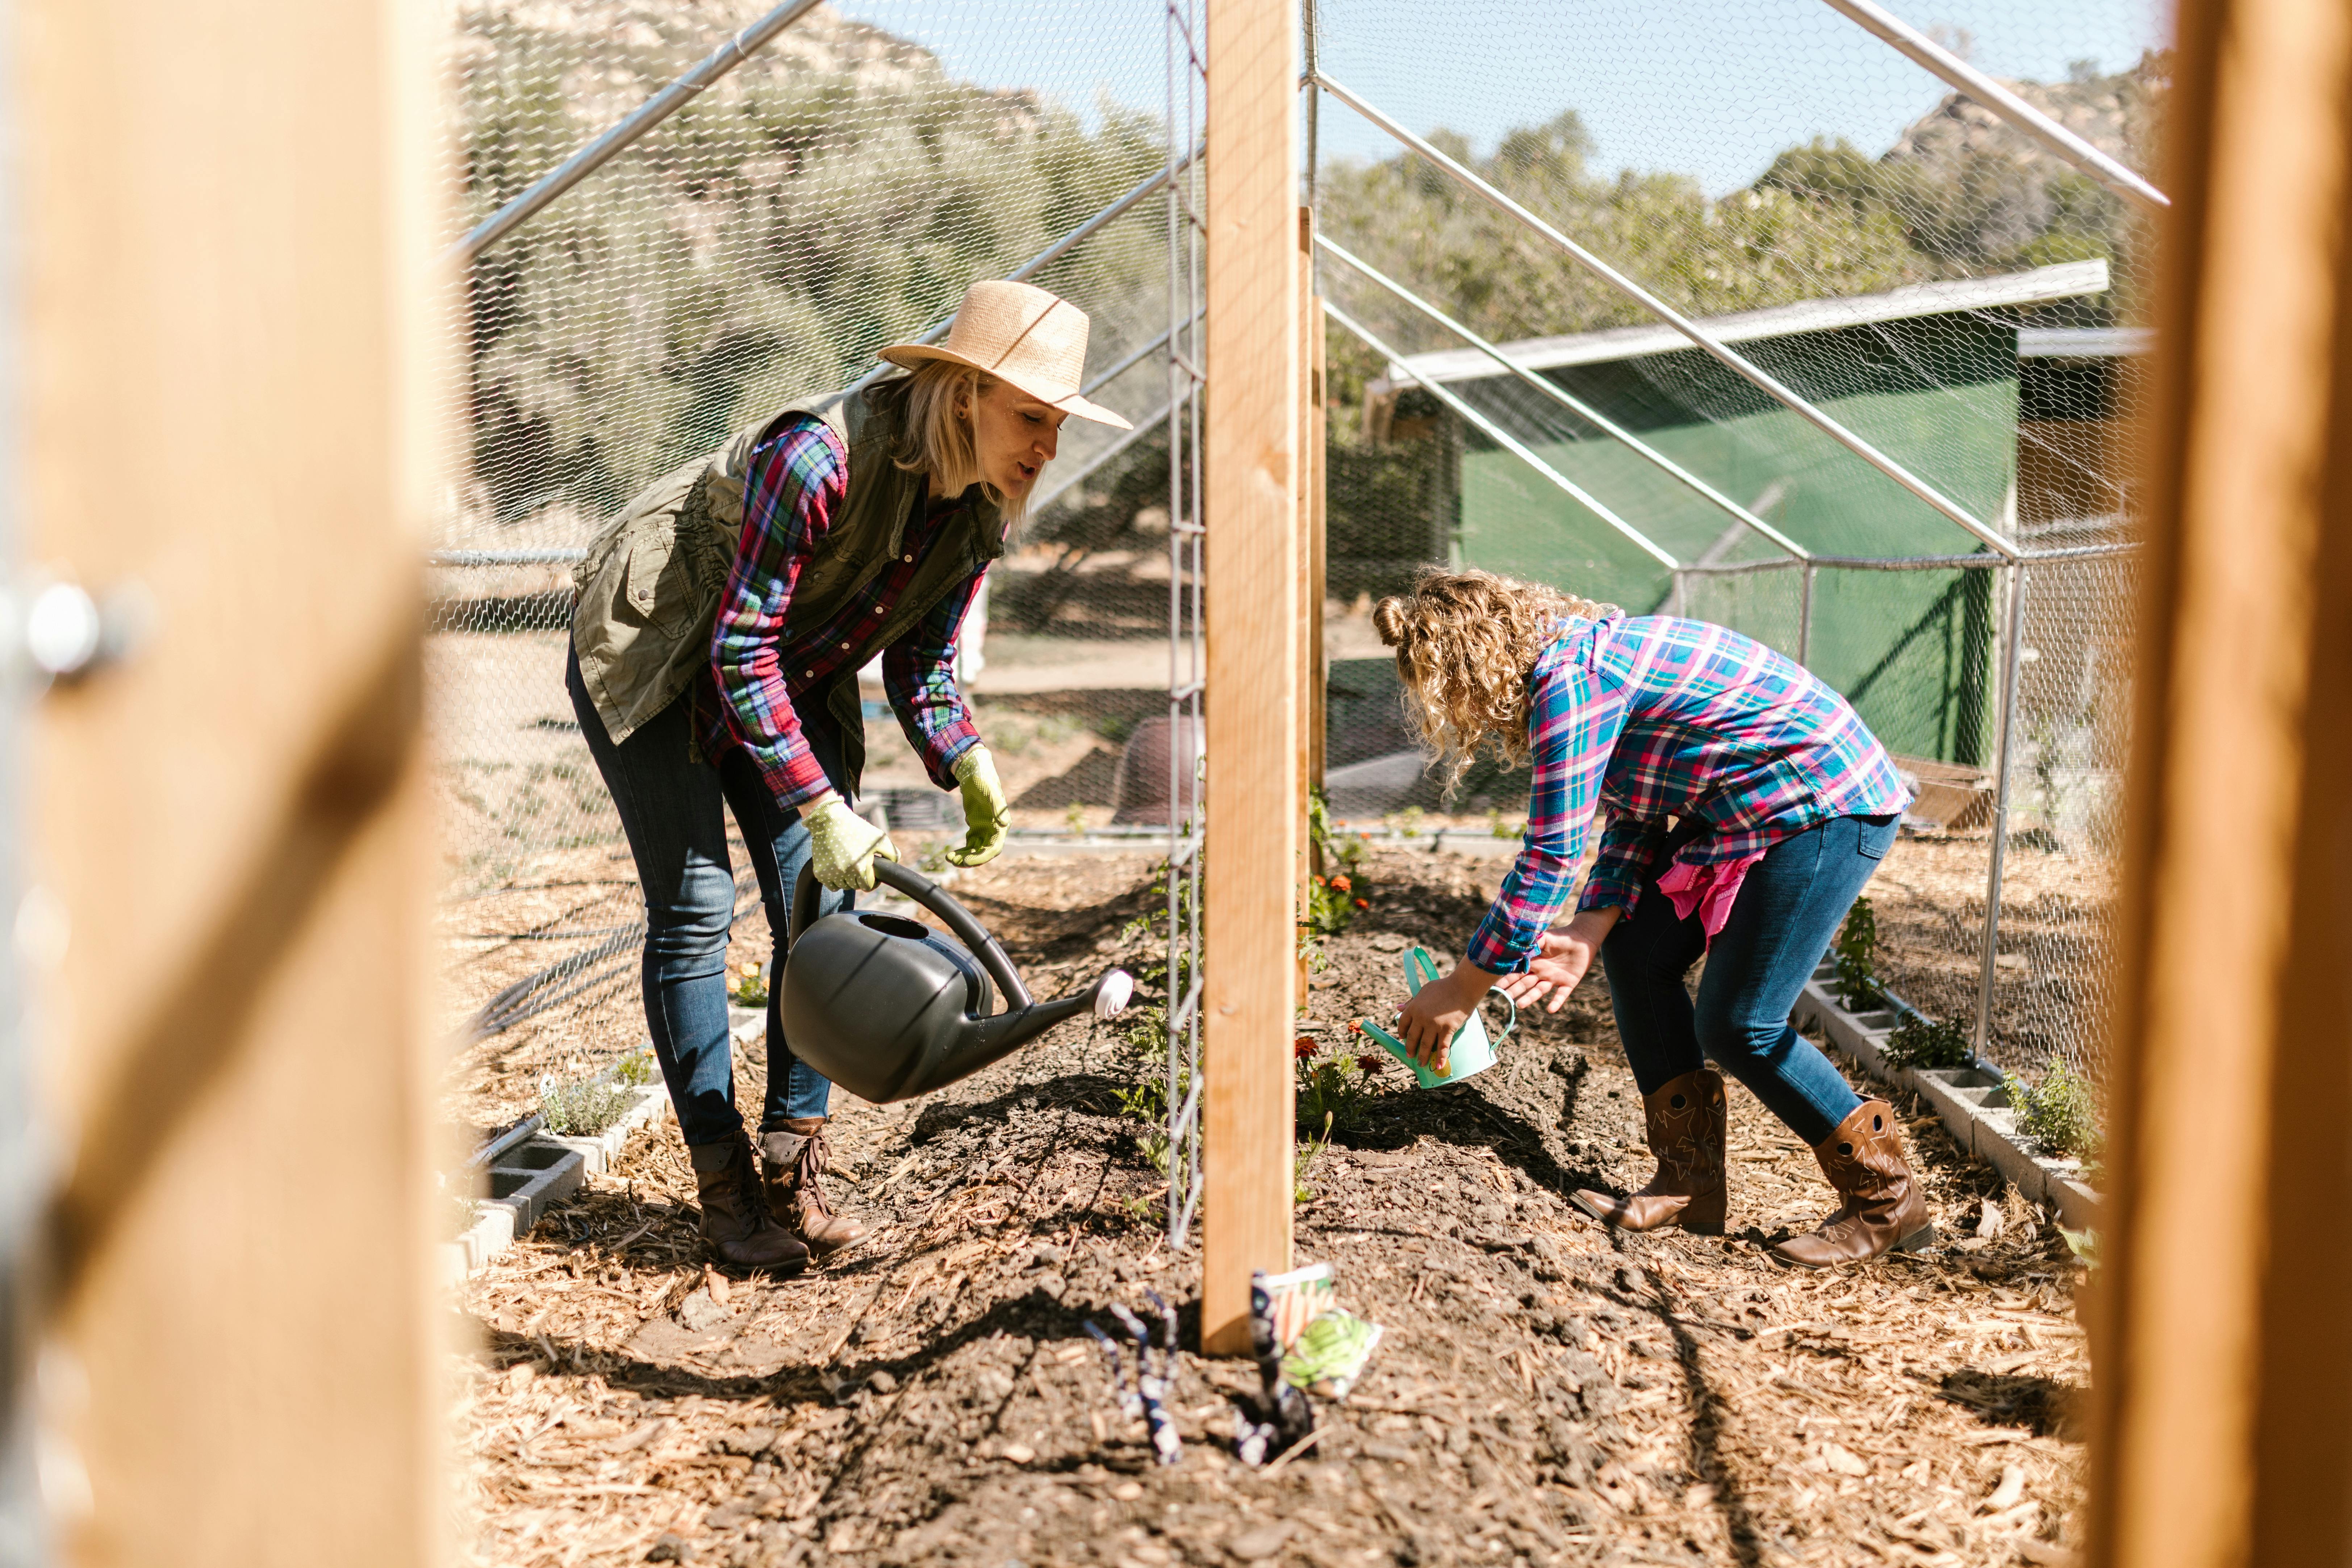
[790,859,1034,1010]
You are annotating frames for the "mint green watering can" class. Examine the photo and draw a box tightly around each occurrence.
[1357,945,1516,1088]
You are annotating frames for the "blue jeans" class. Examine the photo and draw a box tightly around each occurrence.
[567,648,848,1147]
[1599,813,1898,1147]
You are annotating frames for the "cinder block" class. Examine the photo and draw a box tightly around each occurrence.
[1794,978,2105,1234]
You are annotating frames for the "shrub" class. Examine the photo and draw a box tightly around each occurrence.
[2004,1054,2103,1159]
[1831,897,1886,1011]
[539,1077,635,1138]
[1881,1013,1973,1072]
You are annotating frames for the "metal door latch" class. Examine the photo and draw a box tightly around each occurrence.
[0,574,153,688]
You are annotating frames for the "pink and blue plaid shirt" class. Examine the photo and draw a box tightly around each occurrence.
[696,415,985,810]
[1465,614,1912,973]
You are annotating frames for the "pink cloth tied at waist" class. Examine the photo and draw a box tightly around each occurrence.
[1655,852,1767,946]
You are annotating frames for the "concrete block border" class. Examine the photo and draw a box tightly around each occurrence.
[441,1008,765,1286]
[1790,964,2103,1233]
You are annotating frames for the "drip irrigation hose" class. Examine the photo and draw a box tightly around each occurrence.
[461,873,761,1040]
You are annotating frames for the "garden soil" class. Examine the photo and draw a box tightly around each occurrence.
[452,841,2090,1568]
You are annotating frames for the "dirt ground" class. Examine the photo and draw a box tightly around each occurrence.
[451,841,2091,1568]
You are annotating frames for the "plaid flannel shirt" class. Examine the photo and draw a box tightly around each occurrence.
[696,415,985,810]
[1464,614,1912,973]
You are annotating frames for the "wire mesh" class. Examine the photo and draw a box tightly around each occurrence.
[1311,0,2160,1110]
[433,0,1204,1146]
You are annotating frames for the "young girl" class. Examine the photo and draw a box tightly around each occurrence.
[1383,569,1932,1267]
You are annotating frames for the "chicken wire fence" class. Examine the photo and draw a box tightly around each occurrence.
[431,0,1207,1233]
[1310,0,2159,1103]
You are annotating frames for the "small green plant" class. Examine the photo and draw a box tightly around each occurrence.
[918,841,954,875]
[1392,806,1425,841]
[729,958,768,1008]
[1121,857,1200,993]
[1881,1013,1973,1071]
[1305,791,1371,936]
[1831,897,1886,1011]
[444,1189,481,1238]
[610,1051,656,1087]
[2004,1054,2103,1159]
[1487,808,1523,840]
[1113,1011,1185,1176]
[539,1076,635,1138]
[2059,1225,2100,1271]
[1064,802,1088,834]
[1295,1035,1380,1134]
[1295,1112,1334,1204]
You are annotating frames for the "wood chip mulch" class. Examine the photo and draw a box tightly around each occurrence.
[452,842,2089,1568]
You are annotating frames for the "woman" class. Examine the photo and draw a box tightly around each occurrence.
[1384,569,1930,1267]
[568,280,1132,1270]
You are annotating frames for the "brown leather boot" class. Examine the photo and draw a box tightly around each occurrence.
[689,1129,810,1273]
[1770,1099,1934,1267]
[761,1117,868,1257]
[1571,1068,1728,1235]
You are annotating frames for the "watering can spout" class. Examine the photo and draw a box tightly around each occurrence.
[917,967,1137,1096]
[780,860,1134,1103]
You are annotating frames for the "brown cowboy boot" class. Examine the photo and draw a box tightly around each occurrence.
[1571,1068,1728,1235]
[689,1129,810,1273]
[1770,1099,1934,1267]
[761,1117,868,1257]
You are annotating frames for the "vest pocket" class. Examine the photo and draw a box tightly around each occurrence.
[624,525,696,639]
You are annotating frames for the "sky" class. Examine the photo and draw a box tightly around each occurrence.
[837,0,2171,197]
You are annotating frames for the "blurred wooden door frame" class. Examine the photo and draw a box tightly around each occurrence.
[18,0,443,1561]
[2089,0,2352,1563]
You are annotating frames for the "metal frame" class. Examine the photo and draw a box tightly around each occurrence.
[448,0,828,265]
[1163,0,1208,1249]
[1312,70,2024,562]
[1306,77,2144,1063]
[1317,234,1811,564]
[1820,0,2169,213]
[1323,300,1681,572]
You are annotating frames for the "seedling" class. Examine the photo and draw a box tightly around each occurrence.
[1831,897,1886,1011]
[1882,1013,1972,1071]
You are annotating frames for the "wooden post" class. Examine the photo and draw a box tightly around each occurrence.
[1201,0,1301,1355]
[1309,277,1329,796]
[1297,207,1316,1009]
[2086,0,2352,1562]
[21,0,443,1561]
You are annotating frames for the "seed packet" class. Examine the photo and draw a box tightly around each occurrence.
[1282,1309,1384,1401]
[1253,1262,1336,1350]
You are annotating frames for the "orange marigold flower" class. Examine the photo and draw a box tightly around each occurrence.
[1293,1036,1317,1059]
[1354,898,1370,909]
[1330,874,1352,892]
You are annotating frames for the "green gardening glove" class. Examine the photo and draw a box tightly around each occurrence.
[806,796,898,891]
[945,745,1010,868]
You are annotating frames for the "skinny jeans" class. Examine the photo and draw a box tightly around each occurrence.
[1598,812,1897,1147]
[567,647,848,1146]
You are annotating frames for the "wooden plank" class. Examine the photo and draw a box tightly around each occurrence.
[20,0,442,1560]
[2085,0,2352,1562]
[1297,208,1316,1008]
[1201,0,1301,1355]
[1309,276,1329,794]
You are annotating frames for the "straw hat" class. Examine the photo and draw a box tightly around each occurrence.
[878,280,1134,430]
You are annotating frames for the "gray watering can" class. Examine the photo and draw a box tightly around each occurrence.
[781,860,1135,1103]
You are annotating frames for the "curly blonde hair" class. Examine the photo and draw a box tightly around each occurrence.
[1372,568,1617,795]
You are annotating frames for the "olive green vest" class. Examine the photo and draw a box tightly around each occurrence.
[569,383,1004,793]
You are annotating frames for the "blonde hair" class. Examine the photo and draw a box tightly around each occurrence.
[1372,567,1617,794]
[884,360,1028,526]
